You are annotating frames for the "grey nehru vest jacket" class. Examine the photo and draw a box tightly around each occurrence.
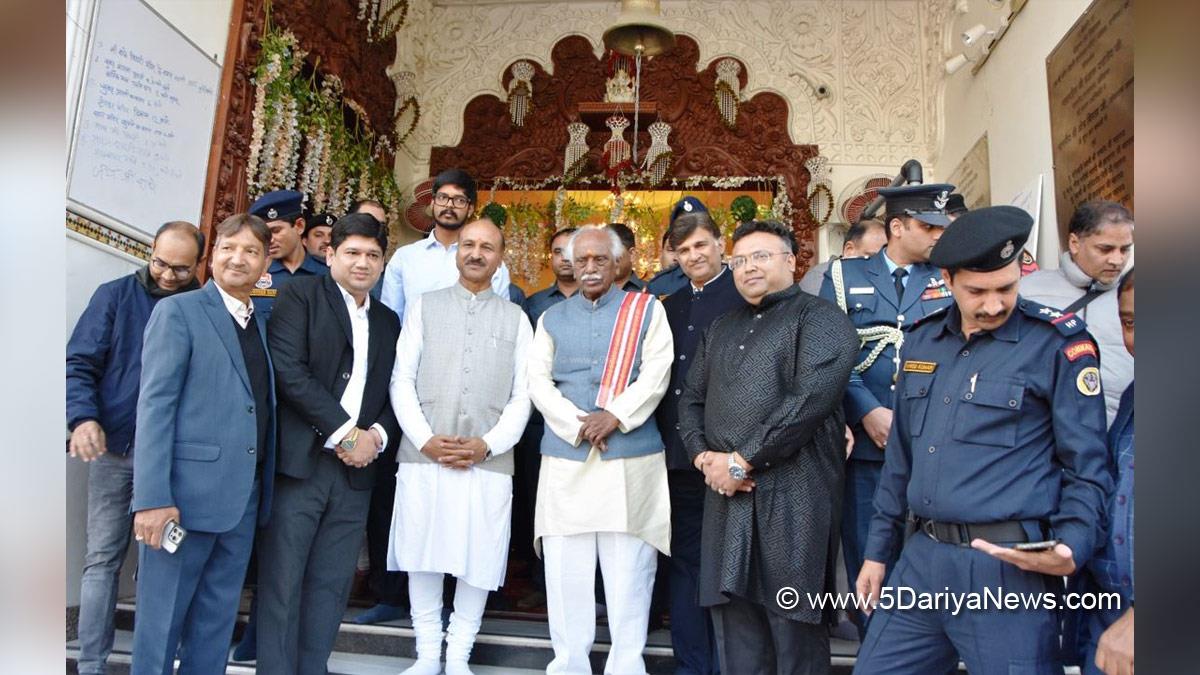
[396,284,524,475]
[539,285,665,462]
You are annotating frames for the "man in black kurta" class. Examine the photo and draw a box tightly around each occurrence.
[679,220,858,675]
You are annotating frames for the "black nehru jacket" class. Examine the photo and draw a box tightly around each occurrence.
[233,314,271,465]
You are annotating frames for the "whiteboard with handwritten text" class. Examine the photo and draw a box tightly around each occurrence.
[67,0,220,240]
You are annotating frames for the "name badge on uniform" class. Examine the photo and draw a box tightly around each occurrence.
[249,288,278,298]
[849,287,875,295]
[902,360,937,374]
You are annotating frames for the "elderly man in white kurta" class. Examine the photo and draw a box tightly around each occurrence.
[529,225,673,675]
[388,219,532,675]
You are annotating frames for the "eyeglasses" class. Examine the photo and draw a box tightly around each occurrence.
[432,192,471,209]
[728,250,792,271]
[150,257,195,278]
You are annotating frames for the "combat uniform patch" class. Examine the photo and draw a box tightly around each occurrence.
[1076,366,1101,396]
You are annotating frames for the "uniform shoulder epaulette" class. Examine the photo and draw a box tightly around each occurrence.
[1020,300,1088,336]
[905,305,949,332]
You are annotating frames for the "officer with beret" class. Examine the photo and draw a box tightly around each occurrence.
[646,196,706,297]
[853,206,1112,674]
[248,190,329,324]
[819,182,958,637]
[301,211,336,262]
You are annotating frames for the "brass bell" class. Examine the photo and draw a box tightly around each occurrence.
[602,0,676,56]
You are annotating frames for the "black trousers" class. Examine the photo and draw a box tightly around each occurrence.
[713,595,829,675]
[366,451,407,605]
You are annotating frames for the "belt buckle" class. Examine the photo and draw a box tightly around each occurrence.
[921,518,937,541]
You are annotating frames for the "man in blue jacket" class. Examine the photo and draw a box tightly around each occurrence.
[129,214,276,675]
[66,221,203,675]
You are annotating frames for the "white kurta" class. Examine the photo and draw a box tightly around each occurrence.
[386,292,533,591]
[528,299,674,557]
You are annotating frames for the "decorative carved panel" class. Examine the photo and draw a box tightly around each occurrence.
[430,35,821,275]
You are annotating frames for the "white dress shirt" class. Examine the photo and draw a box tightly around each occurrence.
[212,281,254,328]
[325,284,388,449]
[379,231,511,320]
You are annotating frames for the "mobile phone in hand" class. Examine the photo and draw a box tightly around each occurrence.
[1013,539,1059,552]
[162,519,188,554]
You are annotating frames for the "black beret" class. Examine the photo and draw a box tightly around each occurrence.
[309,213,335,228]
[946,193,968,216]
[929,205,1033,271]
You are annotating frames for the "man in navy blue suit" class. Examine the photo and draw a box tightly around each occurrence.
[130,213,276,675]
[655,207,746,674]
[820,183,957,638]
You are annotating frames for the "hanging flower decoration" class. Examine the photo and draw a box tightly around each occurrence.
[391,70,420,147]
[480,202,508,227]
[507,61,535,128]
[601,116,632,191]
[730,195,758,224]
[247,24,404,234]
[562,122,591,184]
[359,0,409,44]
[713,58,742,130]
[642,121,673,186]
[804,155,834,226]
[481,174,799,282]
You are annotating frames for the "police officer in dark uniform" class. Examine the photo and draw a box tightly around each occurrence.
[646,197,704,297]
[819,183,958,637]
[248,190,329,324]
[853,206,1112,675]
[301,211,336,262]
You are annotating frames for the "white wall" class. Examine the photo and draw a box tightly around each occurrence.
[64,0,232,608]
[934,0,1092,268]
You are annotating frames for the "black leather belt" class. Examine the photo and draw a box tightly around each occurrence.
[913,516,1041,546]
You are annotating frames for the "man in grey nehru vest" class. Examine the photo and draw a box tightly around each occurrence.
[529,224,674,675]
[387,218,533,675]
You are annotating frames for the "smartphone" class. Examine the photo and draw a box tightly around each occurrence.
[162,519,188,554]
[1013,539,1059,552]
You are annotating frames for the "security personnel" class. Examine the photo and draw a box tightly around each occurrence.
[853,206,1112,675]
[248,190,329,324]
[646,197,704,297]
[301,211,336,261]
[819,182,957,636]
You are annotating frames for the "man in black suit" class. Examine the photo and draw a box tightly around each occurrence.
[257,214,401,674]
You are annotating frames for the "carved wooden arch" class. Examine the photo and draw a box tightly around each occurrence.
[430,35,820,276]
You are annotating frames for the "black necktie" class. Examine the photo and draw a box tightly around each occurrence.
[893,267,908,302]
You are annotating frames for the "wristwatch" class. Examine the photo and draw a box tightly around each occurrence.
[727,453,747,481]
[339,428,360,451]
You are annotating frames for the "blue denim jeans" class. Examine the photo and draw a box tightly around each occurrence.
[76,451,135,674]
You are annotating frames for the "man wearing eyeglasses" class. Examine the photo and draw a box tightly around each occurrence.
[818,182,958,639]
[680,220,858,674]
[378,168,510,321]
[67,221,203,675]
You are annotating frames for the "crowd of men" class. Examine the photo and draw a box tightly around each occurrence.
[67,165,1134,675]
